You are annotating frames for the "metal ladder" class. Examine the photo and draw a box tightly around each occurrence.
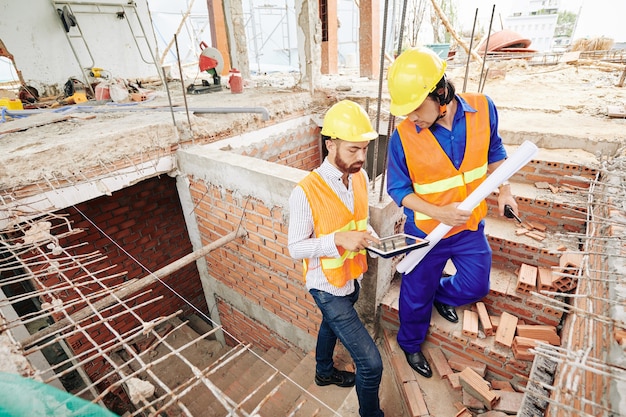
[49,0,164,95]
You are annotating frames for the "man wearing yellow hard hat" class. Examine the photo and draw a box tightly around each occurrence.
[288,100,385,416]
[386,47,518,378]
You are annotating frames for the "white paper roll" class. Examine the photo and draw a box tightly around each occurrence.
[396,140,539,274]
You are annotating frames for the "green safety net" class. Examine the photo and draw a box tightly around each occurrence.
[0,372,119,417]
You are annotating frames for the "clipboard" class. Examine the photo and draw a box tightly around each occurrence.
[366,233,429,259]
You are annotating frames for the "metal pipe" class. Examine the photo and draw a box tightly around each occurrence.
[6,105,271,121]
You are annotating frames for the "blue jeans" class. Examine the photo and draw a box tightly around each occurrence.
[310,282,384,417]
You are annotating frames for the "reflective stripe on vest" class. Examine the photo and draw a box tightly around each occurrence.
[298,170,369,287]
[398,93,490,237]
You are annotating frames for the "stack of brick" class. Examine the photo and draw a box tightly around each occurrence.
[551,251,584,292]
[514,219,548,241]
[512,324,560,361]
[515,252,584,296]
[426,346,525,414]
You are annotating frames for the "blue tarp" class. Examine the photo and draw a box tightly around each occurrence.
[0,372,119,417]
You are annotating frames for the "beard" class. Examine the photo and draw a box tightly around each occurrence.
[335,154,363,174]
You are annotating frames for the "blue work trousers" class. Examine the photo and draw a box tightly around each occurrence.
[397,223,492,354]
[310,282,384,417]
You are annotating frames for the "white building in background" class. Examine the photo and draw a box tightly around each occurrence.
[504,0,560,52]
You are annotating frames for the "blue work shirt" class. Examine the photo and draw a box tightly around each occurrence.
[386,94,507,238]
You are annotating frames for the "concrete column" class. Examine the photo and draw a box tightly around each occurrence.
[223,0,250,78]
[356,190,403,329]
[319,0,338,74]
[295,0,321,91]
[207,0,232,75]
[175,175,226,345]
[359,0,381,79]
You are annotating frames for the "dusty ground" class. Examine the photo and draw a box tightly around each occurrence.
[1,57,625,193]
[0,56,625,416]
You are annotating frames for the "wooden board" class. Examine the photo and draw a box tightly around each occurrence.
[0,112,71,135]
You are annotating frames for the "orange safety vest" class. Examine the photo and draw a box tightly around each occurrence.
[397,93,490,238]
[298,170,369,287]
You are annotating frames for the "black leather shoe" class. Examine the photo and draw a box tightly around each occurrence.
[315,367,356,387]
[434,301,458,323]
[404,351,432,378]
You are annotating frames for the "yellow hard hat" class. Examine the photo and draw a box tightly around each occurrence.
[321,100,378,142]
[387,46,447,116]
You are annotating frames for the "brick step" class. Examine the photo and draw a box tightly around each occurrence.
[284,352,343,417]
[504,144,598,189]
[484,215,581,273]
[237,347,309,414]
[258,350,326,416]
[440,264,563,327]
[179,344,260,416]
[380,265,564,387]
[486,180,588,237]
[212,346,263,391]
[220,347,279,406]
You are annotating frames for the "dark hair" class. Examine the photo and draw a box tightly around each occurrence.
[428,76,455,106]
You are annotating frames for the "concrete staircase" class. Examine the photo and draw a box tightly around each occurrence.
[127,318,360,416]
[379,145,597,415]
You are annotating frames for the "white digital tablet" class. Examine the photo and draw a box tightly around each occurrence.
[366,233,429,258]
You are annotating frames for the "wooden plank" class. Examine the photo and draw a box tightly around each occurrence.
[494,312,518,348]
[0,112,72,135]
[462,310,479,338]
[459,367,500,410]
[476,302,493,336]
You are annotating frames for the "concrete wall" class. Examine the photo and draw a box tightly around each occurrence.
[0,0,159,96]
[176,116,402,352]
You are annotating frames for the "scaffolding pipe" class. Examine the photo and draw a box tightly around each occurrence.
[21,228,247,349]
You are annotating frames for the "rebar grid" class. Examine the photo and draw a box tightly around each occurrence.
[0,206,340,417]
[523,164,626,417]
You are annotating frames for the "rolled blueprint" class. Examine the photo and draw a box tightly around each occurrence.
[396,140,539,274]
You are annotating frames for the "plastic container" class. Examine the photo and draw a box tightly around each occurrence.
[94,83,111,101]
[0,98,24,110]
[424,43,451,59]
[228,68,243,94]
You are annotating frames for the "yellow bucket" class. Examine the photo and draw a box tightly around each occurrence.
[0,98,24,110]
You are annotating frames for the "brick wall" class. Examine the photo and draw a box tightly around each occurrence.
[188,179,322,346]
[550,200,618,416]
[217,297,296,352]
[380,301,535,387]
[236,123,321,171]
[36,175,204,409]
[515,159,597,188]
